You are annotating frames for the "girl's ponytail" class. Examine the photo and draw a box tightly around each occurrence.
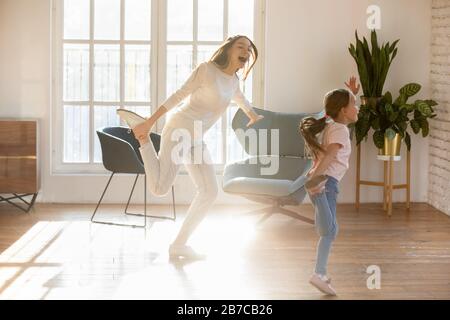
[299,88,352,159]
[299,116,328,159]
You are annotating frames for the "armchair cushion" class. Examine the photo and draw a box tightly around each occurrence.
[223,156,312,197]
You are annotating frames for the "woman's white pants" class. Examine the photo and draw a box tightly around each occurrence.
[139,125,218,245]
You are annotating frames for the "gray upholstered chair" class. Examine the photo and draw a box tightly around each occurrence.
[91,126,176,228]
[222,107,324,224]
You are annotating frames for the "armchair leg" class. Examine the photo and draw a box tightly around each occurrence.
[171,185,177,220]
[124,174,140,214]
[124,174,176,221]
[240,206,273,224]
[242,206,273,216]
[91,172,146,228]
[257,210,274,225]
[239,203,314,225]
[277,206,314,224]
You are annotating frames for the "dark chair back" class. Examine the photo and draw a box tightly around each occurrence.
[97,126,161,174]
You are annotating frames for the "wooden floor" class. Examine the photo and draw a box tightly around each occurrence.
[0,202,449,300]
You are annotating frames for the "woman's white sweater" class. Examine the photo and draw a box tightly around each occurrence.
[162,61,255,133]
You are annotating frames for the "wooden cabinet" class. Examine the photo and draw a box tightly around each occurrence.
[0,120,39,212]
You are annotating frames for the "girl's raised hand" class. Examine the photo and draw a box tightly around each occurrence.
[345,76,360,95]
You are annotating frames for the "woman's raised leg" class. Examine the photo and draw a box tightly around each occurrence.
[139,125,181,197]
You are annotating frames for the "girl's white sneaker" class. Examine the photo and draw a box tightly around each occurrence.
[309,273,337,296]
[116,109,146,129]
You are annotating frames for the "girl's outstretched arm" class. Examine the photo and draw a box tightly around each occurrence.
[306,143,341,195]
[307,153,322,177]
[309,143,342,178]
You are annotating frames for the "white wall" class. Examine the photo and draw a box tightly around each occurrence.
[0,0,432,206]
[265,0,432,204]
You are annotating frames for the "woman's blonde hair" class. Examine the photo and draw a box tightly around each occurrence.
[299,89,353,159]
[209,35,258,81]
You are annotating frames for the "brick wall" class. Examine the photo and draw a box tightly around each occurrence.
[429,0,450,215]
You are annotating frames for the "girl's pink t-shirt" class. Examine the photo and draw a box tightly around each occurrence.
[319,121,352,181]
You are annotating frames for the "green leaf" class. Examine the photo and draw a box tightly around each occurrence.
[391,48,398,63]
[355,112,371,144]
[349,47,356,60]
[384,91,393,104]
[349,43,356,53]
[385,128,397,140]
[385,103,394,116]
[356,122,370,144]
[421,121,429,137]
[389,112,399,122]
[401,104,415,112]
[424,99,438,107]
[416,100,433,117]
[390,39,400,53]
[410,119,421,134]
[405,132,411,151]
[414,110,421,119]
[373,130,385,149]
[398,121,407,132]
[400,83,421,98]
[359,105,370,114]
[376,49,387,95]
[371,30,379,53]
[399,113,409,122]
[356,41,370,97]
[394,94,407,106]
[371,118,380,130]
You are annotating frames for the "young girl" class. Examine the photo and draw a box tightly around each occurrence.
[117,35,264,259]
[299,77,360,295]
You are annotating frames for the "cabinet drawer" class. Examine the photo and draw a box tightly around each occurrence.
[0,120,39,194]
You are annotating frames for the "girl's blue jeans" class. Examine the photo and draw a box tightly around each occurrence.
[309,175,339,276]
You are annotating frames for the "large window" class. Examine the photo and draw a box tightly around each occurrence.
[53,0,265,173]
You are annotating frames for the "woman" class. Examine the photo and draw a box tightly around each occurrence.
[118,35,264,259]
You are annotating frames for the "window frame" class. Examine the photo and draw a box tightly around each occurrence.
[51,0,265,174]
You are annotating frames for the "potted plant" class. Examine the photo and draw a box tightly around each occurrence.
[354,83,437,155]
[348,29,399,106]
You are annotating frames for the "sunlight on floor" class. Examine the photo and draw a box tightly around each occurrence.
[0,214,259,299]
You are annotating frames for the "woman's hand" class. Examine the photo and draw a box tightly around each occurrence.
[132,105,167,140]
[345,76,360,96]
[246,114,264,127]
[133,118,155,140]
